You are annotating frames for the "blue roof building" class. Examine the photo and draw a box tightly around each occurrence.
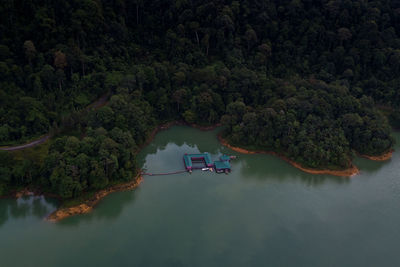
[183,153,232,173]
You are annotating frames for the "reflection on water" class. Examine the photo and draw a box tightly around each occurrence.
[57,187,139,226]
[238,159,350,186]
[0,126,399,267]
[1,127,396,225]
[0,196,57,226]
[140,126,353,188]
[353,157,393,174]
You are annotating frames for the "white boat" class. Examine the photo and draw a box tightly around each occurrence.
[202,168,209,171]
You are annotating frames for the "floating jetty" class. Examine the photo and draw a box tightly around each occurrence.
[183,153,233,173]
[141,153,236,176]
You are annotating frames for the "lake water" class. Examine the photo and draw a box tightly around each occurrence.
[1,126,399,267]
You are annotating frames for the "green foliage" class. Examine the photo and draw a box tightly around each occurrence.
[39,92,152,199]
[221,79,394,169]
[0,0,398,196]
[0,150,39,191]
[389,109,400,129]
[43,126,136,198]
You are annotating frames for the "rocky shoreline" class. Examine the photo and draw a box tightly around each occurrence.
[46,176,143,222]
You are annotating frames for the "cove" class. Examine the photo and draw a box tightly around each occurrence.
[0,126,399,267]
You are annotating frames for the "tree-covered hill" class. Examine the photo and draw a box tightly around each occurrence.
[0,0,397,197]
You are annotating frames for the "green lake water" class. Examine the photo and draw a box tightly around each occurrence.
[1,126,399,267]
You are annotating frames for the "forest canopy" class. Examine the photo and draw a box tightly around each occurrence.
[0,0,397,197]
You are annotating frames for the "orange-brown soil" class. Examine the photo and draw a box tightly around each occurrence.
[218,135,359,177]
[14,188,35,198]
[359,150,393,161]
[47,176,143,222]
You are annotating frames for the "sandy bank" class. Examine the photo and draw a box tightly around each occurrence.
[46,176,143,222]
[218,135,359,177]
[359,150,393,161]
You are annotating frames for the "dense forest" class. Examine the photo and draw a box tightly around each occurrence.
[0,0,398,197]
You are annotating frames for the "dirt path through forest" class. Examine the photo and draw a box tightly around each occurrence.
[0,135,50,151]
[0,93,109,151]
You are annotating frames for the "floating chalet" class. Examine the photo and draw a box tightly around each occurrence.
[183,153,234,173]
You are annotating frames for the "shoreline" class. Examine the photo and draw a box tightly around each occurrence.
[46,176,143,222]
[46,121,220,221]
[0,187,61,200]
[2,120,219,222]
[358,150,393,161]
[4,122,393,221]
[217,134,360,177]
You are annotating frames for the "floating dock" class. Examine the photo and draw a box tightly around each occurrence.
[183,153,214,171]
[183,153,232,173]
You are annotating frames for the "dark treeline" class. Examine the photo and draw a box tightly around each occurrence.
[221,79,393,169]
[0,0,397,196]
[41,91,155,198]
[0,90,155,197]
